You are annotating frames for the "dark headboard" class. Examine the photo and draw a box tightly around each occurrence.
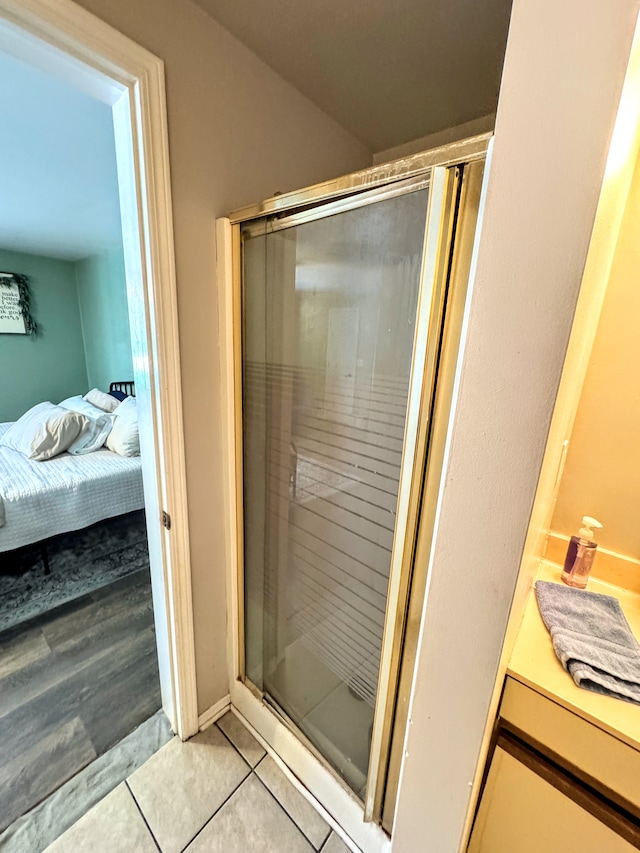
[110,381,136,397]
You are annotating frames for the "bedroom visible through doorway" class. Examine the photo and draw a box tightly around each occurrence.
[0,33,167,842]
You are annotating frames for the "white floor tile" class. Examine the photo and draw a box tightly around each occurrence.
[184,774,314,852]
[255,755,330,849]
[43,783,156,853]
[128,725,249,853]
[216,711,265,767]
[322,831,355,853]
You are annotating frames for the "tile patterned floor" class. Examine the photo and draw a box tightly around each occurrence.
[43,711,356,853]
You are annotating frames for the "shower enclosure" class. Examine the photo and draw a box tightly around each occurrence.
[219,137,488,846]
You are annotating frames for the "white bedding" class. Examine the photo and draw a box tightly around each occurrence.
[0,421,144,552]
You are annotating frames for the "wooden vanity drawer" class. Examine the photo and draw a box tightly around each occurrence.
[469,742,637,853]
[501,677,640,812]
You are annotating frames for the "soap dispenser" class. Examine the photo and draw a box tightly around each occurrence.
[561,516,603,589]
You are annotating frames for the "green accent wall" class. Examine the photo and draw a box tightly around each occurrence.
[0,248,88,423]
[75,250,133,392]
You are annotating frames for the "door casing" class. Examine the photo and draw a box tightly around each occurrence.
[0,0,198,739]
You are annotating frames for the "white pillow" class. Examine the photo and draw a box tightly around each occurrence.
[59,396,114,455]
[59,395,108,420]
[0,402,88,461]
[84,388,121,413]
[105,396,139,456]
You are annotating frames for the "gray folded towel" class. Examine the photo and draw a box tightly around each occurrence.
[535,580,640,704]
[0,493,4,528]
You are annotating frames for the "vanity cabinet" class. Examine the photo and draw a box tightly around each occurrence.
[468,678,640,852]
[469,741,635,852]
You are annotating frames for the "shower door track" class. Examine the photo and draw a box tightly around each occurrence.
[217,136,490,853]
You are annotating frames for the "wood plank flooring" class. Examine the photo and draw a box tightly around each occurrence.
[0,569,160,832]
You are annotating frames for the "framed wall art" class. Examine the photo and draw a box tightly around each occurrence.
[0,272,37,335]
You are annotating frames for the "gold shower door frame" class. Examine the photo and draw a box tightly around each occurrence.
[218,136,489,843]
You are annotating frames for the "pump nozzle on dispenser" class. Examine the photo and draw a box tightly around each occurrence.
[579,516,603,540]
[562,515,604,588]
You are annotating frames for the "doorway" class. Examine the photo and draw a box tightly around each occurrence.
[0,0,196,835]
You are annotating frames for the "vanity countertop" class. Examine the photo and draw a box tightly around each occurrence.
[507,560,640,752]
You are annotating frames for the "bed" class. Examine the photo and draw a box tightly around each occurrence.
[0,382,144,556]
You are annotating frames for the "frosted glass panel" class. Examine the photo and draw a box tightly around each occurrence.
[242,188,429,795]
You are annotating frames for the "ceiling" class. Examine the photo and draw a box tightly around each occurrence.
[0,49,122,262]
[0,1,513,260]
[193,0,513,152]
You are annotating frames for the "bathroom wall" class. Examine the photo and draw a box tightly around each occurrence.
[551,149,640,561]
[75,249,133,393]
[0,247,88,422]
[393,1,640,850]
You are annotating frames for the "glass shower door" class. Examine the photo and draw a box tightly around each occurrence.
[241,186,431,797]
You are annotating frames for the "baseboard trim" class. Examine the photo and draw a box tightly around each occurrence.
[198,695,231,731]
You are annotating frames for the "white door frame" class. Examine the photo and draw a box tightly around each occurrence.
[0,0,198,739]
